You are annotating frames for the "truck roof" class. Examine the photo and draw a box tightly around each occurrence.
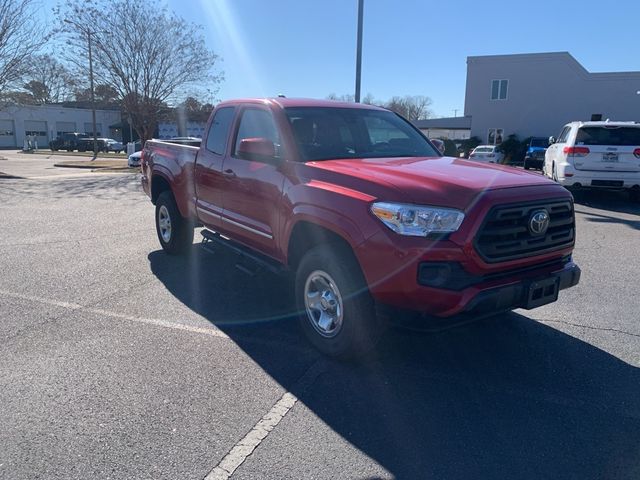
[215,97,388,111]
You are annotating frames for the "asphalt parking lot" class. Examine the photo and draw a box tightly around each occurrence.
[1,153,639,479]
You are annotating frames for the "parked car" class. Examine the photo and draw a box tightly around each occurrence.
[524,137,548,170]
[128,151,142,167]
[49,132,92,152]
[99,138,124,153]
[141,98,580,358]
[544,121,640,201]
[430,138,445,154]
[469,145,504,163]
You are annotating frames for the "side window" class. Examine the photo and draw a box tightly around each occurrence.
[557,127,571,143]
[206,107,235,155]
[233,108,281,158]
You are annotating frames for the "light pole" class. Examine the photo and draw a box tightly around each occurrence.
[64,19,99,160]
[354,0,364,103]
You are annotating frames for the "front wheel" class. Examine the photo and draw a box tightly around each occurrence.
[155,190,194,255]
[295,244,380,359]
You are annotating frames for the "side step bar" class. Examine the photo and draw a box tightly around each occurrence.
[200,229,287,276]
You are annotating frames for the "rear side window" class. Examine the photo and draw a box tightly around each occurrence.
[206,107,235,155]
[557,127,571,143]
[575,126,640,146]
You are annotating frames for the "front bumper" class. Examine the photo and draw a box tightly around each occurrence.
[358,238,580,317]
[459,260,580,315]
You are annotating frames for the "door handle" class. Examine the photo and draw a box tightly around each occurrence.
[223,169,236,179]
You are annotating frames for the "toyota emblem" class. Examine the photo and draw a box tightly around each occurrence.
[529,210,550,236]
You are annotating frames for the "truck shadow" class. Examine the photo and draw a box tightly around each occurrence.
[572,188,640,215]
[148,248,640,479]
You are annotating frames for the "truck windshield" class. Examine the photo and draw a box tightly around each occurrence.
[285,107,438,161]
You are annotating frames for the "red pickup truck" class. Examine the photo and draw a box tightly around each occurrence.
[141,98,580,357]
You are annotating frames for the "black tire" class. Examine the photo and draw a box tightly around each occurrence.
[552,163,558,182]
[629,189,640,203]
[524,163,530,170]
[155,190,194,255]
[295,244,380,359]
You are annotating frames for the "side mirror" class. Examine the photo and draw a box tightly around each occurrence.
[548,136,556,145]
[237,137,276,162]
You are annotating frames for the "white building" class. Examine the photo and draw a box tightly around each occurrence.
[413,116,471,140]
[464,52,640,144]
[0,104,122,149]
[157,121,206,139]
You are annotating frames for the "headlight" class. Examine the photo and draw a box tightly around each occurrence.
[370,202,465,237]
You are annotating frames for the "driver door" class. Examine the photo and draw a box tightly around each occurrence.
[219,106,285,258]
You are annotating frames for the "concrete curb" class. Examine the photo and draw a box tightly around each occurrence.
[53,161,130,170]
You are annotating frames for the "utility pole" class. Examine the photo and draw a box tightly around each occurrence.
[354,0,364,103]
[87,30,98,159]
[64,19,99,160]
[452,109,459,117]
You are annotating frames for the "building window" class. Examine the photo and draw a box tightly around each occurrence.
[488,128,504,145]
[491,79,508,100]
[25,130,47,137]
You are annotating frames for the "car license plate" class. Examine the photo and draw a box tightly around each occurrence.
[525,277,559,309]
[602,153,618,162]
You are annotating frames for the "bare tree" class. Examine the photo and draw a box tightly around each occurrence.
[326,93,431,119]
[22,54,78,104]
[0,0,47,98]
[384,95,433,121]
[56,0,222,142]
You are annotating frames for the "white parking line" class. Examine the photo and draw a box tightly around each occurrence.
[0,289,230,340]
[205,392,298,480]
[204,360,326,480]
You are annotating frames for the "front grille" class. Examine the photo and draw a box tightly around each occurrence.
[475,199,575,263]
[533,150,545,159]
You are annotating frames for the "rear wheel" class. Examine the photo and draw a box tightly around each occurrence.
[552,163,559,182]
[630,189,640,203]
[295,244,380,359]
[155,190,194,255]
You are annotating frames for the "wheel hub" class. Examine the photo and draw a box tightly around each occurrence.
[158,205,172,243]
[304,270,344,338]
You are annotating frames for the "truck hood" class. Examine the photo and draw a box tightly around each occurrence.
[306,156,555,209]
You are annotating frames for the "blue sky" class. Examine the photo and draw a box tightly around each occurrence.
[44,0,640,117]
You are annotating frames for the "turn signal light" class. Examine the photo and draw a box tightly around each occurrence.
[563,146,590,157]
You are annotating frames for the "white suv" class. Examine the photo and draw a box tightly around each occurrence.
[544,121,640,200]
